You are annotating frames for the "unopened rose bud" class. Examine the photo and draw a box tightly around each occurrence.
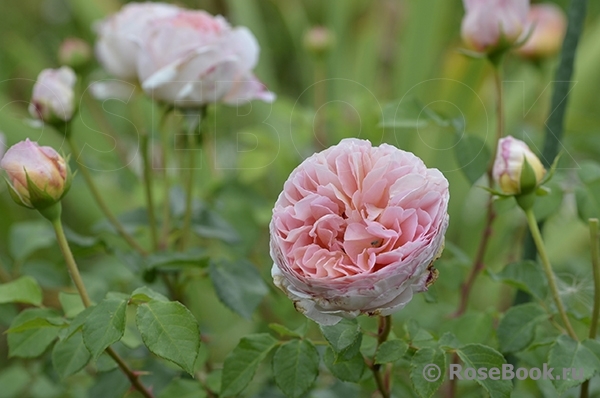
[58,37,92,69]
[461,0,530,54]
[516,4,566,59]
[303,26,335,56]
[493,136,545,195]
[1,139,71,209]
[29,67,77,124]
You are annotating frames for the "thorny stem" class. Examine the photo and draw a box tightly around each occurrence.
[370,315,392,398]
[52,216,154,398]
[525,209,578,340]
[67,135,148,257]
[453,65,504,318]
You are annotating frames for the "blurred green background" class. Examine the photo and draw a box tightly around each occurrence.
[1,0,600,397]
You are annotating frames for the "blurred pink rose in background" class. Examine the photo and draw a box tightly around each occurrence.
[270,138,449,325]
[461,0,530,53]
[94,3,274,106]
[28,67,76,123]
[1,139,70,208]
[517,3,567,59]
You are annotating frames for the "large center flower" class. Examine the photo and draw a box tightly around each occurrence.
[270,138,449,325]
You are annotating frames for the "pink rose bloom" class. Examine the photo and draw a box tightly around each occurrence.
[461,0,530,53]
[136,10,275,106]
[270,139,449,325]
[29,67,76,123]
[517,4,566,59]
[95,2,181,80]
[493,136,545,195]
[1,139,70,208]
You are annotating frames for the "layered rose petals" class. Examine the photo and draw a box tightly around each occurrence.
[270,139,449,325]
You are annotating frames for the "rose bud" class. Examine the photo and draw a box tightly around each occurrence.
[1,139,71,209]
[270,138,449,325]
[461,0,529,54]
[516,4,566,59]
[492,136,545,195]
[28,67,77,124]
[136,10,275,106]
[58,37,92,69]
[94,2,181,80]
[304,26,335,56]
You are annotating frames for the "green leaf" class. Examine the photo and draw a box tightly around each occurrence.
[490,260,548,300]
[323,346,365,383]
[0,365,30,398]
[375,339,408,364]
[6,316,66,333]
[145,250,209,272]
[497,303,547,353]
[440,311,493,346]
[575,161,600,222]
[269,323,302,338]
[130,286,169,303]
[320,318,362,361]
[9,221,54,261]
[454,134,491,185]
[82,298,127,359]
[410,347,446,398]
[136,300,200,375]
[548,335,600,393]
[272,339,319,398]
[209,259,268,319]
[7,308,61,358]
[532,181,563,222]
[59,292,85,318]
[0,276,43,306]
[158,379,207,398]
[379,97,459,130]
[438,332,461,350]
[52,330,92,378]
[456,344,513,398]
[221,333,278,397]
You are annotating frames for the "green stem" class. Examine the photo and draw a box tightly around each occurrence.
[159,112,172,251]
[179,107,207,251]
[370,315,392,398]
[51,215,154,398]
[141,133,159,251]
[525,208,578,340]
[588,218,600,338]
[52,216,92,307]
[67,135,148,257]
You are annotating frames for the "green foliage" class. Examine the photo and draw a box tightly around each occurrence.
[7,308,61,358]
[455,345,513,398]
[320,319,362,361]
[209,259,268,319]
[375,339,408,364]
[323,346,365,383]
[547,335,600,393]
[272,339,320,398]
[454,134,491,185]
[52,330,92,378]
[82,297,127,359]
[410,347,446,398]
[497,303,547,353]
[0,276,42,306]
[489,260,548,300]
[221,333,278,397]
[136,300,201,375]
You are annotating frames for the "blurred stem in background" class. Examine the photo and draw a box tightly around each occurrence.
[581,218,600,398]
[454,63,504,318]
[66,133,149,257]
[141,131,159,251]
[180,106,207,251]
[49,205,154,398]
[313,58,327,150]
[159,110,173,251]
